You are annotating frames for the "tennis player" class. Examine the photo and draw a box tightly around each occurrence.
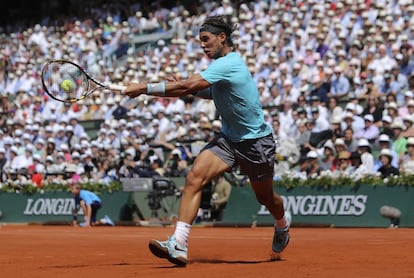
[124,15,291,266]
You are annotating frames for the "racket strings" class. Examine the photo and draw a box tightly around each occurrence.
[42,61,91,102]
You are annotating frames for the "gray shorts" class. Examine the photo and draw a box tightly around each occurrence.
[201,133,275,181]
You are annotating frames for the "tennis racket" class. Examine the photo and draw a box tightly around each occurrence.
[41,59,126,103]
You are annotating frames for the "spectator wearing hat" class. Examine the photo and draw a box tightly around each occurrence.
[64,163,78,180]
[33,138,46,160]
[354,114,380,142]
[333,137,347,155]
[396,51,414,77]
[32,154,45,175]
[310,106,330,133]
[13,137,25,156]
[357,138,375,174]
[164,148,189,178]
[330,115,343,142]
[20,144,34,169]
[400,137,414,175]
[64,125,79,149]
[316,34,329,59]
[400,115,414,138]
[118,150,136,178]
[27,164,43,188]
[83,151,98,179]
[69,117,85,138]
[305,150,322,178]
[154,39,170,58]
[353,74,368,99]
[296,94,309,113]
[320,140,336,172]
[59,144,72,163]
[111,95,128,120]
[44,155,58,180]
[377,149,400,178]
[380,73,401,99]
[385,102,401,125]
[107,129,121,149]
[373,134,399,172]
[342,104,364,134]
[332,150,352,178]
[295,118,311,149]
[134,151,164,178]
[281,79,300,105]
[330,66,351,100]
[327,97,343,125]
[22,133,32,149]
[55,126,68,150]
[398,94,414,118]
[391,66,409,103]
[278,102,294,139]
[391,120,407,158]
[358,76,381,100]
[4,147,20,176]
[380,115,394,139]
[71,152,85,176]
[55,152,67,174]
[309,77,329,104]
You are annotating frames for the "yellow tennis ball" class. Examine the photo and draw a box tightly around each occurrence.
[61,79,74,92]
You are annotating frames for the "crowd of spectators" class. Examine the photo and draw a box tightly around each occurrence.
[2,0,414,190]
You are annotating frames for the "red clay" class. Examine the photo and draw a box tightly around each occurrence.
[0,225,412,278]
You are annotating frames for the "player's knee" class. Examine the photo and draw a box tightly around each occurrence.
[184,171,205,193]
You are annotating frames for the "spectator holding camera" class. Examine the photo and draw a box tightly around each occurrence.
[164,148,188,177]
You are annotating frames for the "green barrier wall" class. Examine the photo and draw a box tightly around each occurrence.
[223,185,414,227]
[1,184,413,227]
[0,191,131,223]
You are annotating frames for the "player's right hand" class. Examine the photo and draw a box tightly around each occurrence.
[124,83,146,98]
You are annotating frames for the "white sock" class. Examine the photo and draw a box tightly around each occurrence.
[275,216,287,229]
[174,221,192,246]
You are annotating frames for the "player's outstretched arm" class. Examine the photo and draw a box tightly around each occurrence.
[124,74,210,98]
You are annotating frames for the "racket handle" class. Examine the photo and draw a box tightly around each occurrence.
[107,84,127,92]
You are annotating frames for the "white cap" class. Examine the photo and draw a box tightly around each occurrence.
[378,134,390,142]
[358,138,370,147]
[46,155,54,162]
[33,154,41,161]
[379,148,392,158]
[10,146,19,154]
[382,115,393,123]
[407,137,414,146]
[331,115,342,124]
[324,140,335,151]
[335,138,345,146]
[307,150,318,159]
[364,114,374,122]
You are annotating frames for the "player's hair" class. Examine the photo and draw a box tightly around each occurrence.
[200,15,236,47]
[71,183,82,189]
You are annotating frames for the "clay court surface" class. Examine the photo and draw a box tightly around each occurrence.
[0,225,413,278]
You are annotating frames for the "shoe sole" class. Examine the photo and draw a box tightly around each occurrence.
[148,240,187,266]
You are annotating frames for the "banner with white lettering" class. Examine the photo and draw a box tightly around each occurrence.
[0,192,131,223]
[223,186,414,227]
